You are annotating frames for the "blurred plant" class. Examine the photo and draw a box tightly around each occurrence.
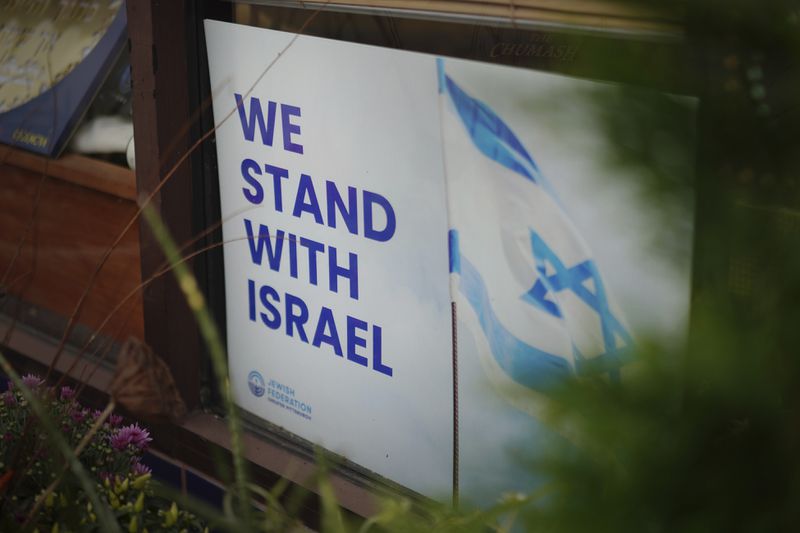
[485,0,800,532]
[0,371,204,532]
[337,0,800,531]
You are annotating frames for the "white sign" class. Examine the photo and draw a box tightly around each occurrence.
[205,21,455,498]
[205,20,694,503]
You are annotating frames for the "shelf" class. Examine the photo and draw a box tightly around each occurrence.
[0,149,145,341]
[0,144,137,202]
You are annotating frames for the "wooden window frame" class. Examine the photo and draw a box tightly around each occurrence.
[1,0,699,525]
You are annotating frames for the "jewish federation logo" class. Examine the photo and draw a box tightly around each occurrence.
[247,370,265,397]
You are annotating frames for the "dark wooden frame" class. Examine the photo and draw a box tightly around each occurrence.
[0,0,699,525]
[128,0,203,410]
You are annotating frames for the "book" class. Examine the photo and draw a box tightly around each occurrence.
[0,0,127,157]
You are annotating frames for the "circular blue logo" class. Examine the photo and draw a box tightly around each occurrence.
[248,371,265,397]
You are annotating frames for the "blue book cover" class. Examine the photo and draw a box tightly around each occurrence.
[0,2,127,157]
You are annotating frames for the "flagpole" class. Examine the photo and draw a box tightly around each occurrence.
[436,56,460,508]
[451,301,459,508]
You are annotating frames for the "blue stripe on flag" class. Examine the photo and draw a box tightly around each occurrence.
[436,57,445,94]
[444,75,537,182]
[458,254,573,392]
[448,229,461,274]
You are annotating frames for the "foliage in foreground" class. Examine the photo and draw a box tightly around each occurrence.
[4,0,800,531]
[0,374,203,532]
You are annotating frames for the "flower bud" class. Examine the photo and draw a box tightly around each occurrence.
[132,473,151,490]
[163,502,178,527]
[134,491,145,512]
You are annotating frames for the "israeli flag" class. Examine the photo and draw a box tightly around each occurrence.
[438,58,632,409]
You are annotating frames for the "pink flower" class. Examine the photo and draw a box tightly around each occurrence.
[60,386,75,401]
[70,408,88,423]
[108,414,123,427]
[110,423,152,451]
[2,391,16,406]
[21,374,44,389]
[131,460,152,476]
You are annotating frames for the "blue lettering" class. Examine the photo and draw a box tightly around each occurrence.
[288,232,298,279]
[292,174,323,223]
[312,306,343,356]
[264,164,289,212]
[285,293,309,342]
[346,316,369,367]
[248,279,256,322]
[372,326,393,377]
[299,237,324,286]
[326,181,358,235]
[248,282,392,377]
[259,284,281,329]
[241,159,263,204]
[244,219,284,270]
[328,246,359,300]
[363,191,396,242]
[234,93,276,145]
[280,104,303,154]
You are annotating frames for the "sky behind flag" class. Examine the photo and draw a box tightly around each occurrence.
[437,56,694,503]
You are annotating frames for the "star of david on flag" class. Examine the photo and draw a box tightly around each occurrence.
[437,57,633,399]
